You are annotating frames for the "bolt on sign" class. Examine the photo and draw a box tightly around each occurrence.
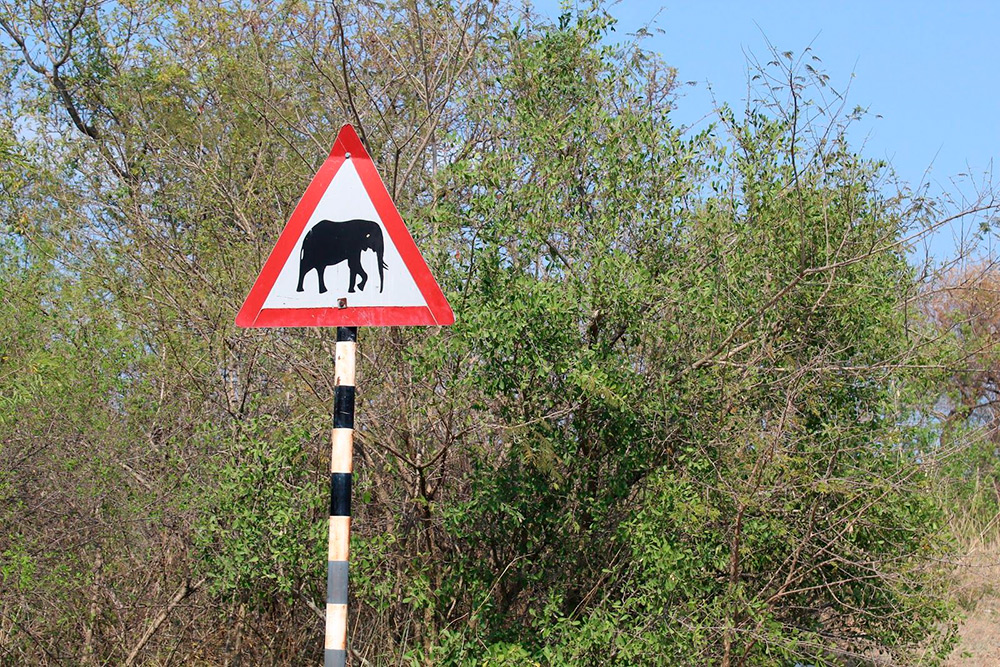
[236,123,454,328]
[236,124,454,667]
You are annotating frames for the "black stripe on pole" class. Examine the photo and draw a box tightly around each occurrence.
[337,326,358,342]
[329,472,352,517]
[333,386,355,429]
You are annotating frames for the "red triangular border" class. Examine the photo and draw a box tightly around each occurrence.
[235,125,454,328]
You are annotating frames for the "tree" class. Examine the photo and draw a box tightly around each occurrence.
[414,27,970,666]
[2,1,996,665]
[924,260,1000,543]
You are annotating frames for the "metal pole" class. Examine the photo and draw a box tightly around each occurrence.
[326,326,356,667]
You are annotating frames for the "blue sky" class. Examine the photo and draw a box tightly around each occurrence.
[532,1,999,261]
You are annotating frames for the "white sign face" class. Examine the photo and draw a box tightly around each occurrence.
[261,159,426,310]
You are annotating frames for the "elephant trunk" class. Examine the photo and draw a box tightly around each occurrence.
[374,233,386,292]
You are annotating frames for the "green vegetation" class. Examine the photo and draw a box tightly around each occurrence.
[1,1,998,665]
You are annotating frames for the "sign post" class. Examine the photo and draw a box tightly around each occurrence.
[236,124,454,666]
[326,325,355,666]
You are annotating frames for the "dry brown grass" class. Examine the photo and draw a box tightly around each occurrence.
[946,527,1000,666]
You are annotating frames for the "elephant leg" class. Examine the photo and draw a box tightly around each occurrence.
[296,262,310,292]
[349,256,368,292]
[317,265,328,294]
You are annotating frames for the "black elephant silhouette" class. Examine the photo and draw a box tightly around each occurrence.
[296,219,388,294]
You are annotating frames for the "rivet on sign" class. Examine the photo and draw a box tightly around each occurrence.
[344,152,351,159]
[338,298,347,309]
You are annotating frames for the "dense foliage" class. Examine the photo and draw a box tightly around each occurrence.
[2,1,996,665]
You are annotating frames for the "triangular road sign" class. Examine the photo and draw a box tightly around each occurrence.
[235,124,454,328]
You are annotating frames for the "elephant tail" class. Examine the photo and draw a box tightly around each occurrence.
[380,260,388,271]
